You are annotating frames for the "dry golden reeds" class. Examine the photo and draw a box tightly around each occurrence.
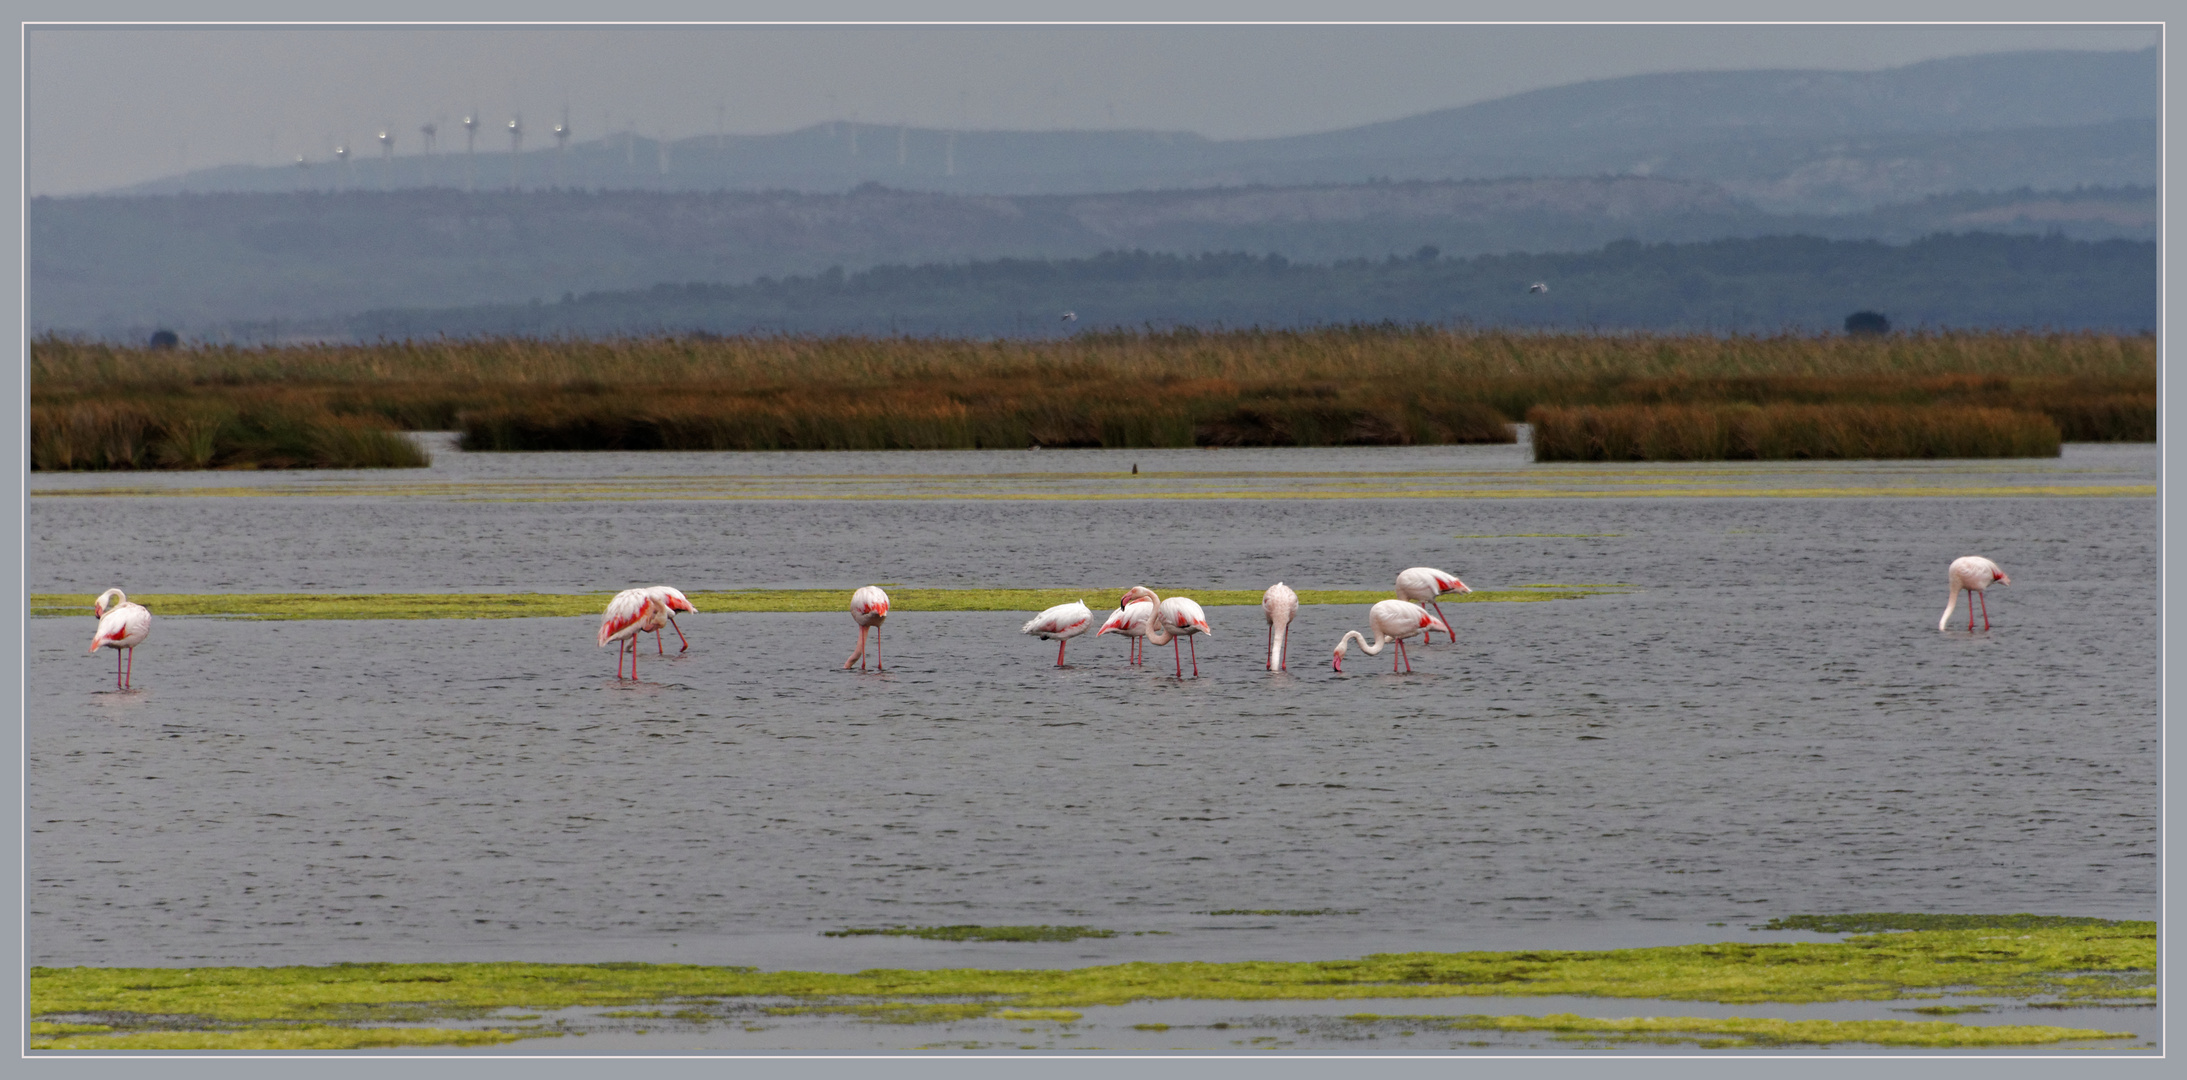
[1527,403,2063,461]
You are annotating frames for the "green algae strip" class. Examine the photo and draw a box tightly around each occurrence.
[29,923,2153,1050]
[27,585,1613,620]
[1336,1013,2129,1049]
[823,925,1117,942]
[30,1025,532,1051]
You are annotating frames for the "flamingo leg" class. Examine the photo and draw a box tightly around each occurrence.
[656,628,665,655]
[1056,639,1066,667]
[1189,635,1199,678]
[1978,589,1990,631]
[669,614,689,652]
[1431,600,1452,644]
[1173,639,1183,678]
[1266,623,1273,670]
[875,625,883,672]
[1967,588,1976,631]
[1396,638,1410,673]
[124,646,133,689]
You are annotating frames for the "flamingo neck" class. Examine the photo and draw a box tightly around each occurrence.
[1268,620,1288,668]
[1336,628,1388,659]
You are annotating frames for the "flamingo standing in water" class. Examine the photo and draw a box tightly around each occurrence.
[1022,600,1093,666]
[1122,587,1213,678]
[1940,556,2011,631]
[644,585,697,653]
[845,585,890,670]
[88,588,152,690]
[1096,599,1154,665]
[1395,567,1470,643]
[1262,582,1298,670]
[599,589,668,679]
[1332,599,1450,673]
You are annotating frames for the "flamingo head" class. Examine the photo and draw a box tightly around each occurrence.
[651,587,696,613]
[1440,574,1471,595]
[1117,586,1158,610]
[92,588,124,618]
[1331,648,1344,672]
[1992,570,2010,586]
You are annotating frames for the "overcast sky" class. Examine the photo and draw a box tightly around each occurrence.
[25,23,2158,196]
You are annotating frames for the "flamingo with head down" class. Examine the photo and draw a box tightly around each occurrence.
[1262,582,1298,670]
[1940,556,2011,631]
[1394,567,1469,644]
[89,588,152,690]
[1332,599,1450,673]
[599,589,668,679]
[845,585,890,670]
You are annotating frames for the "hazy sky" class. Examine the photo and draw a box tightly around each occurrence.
[25,23,2159,196]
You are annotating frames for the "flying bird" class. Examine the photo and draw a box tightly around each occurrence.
[1332,599,1450,673]
[1529,282,1549,294]
[1022,600,1094,666]
[599,589,669,679]
[1394,567,1470,644]
[1060,311,1077,322]
[1939,556,2011,631]
[88,588,152,690]
[644,585,697,653]
[1262,582,1298,671]
[845,585,890,670]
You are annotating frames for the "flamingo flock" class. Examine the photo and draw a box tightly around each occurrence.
[82,554,2016,689]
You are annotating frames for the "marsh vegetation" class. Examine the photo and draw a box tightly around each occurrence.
[29,328,2152,468]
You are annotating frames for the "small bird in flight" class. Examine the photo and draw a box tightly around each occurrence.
[1528,282,1549,294]
[1060,311,1077,322]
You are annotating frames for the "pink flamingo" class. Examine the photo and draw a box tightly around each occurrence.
[643,585,697,653]
[1021,600,1093,666]
[1332,599,1450,673]
[1096,599,1154,665]
[599,588,668,679]
[1395,567,1470,643]
[88,588,152,690]
[1940,556,2011,631]
[1263,582,1298,671]
[845,585,890,670]
[1122,587,1213,678]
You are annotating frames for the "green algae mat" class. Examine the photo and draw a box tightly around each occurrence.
[28,585,1613,621]
[29,920,2153,1050]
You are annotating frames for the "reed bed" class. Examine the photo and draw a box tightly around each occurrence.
[1528,404,2063,461]
[30,328,2152,465]
[28,399,427,471]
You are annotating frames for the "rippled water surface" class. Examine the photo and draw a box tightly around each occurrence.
[29,441,2158,986]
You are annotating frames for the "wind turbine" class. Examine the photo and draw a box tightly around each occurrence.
[333,140,351,189]
[377,127,394,190]
[462,111,479,190]
[553,106,570,186]
[419,119,439,187]
[507,114,523,187]
[294,153,310,191]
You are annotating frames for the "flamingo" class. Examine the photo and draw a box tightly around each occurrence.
[1122,587,1213,678]
[1395,567,1471,643]
[88,588,151,690]
[599,588,668,679]
[1096,599,1155,665]
[644,585,697,654]
[1332,599,1450,673]
[1021,600,1093,666]
[1263,582,1298,671]
[845,585,890,670]
[1940,556,2011,631]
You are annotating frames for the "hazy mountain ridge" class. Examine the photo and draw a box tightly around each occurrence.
[109,47,2156,213]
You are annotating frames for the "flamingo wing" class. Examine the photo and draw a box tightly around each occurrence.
[599,589,659,646]
[851,585,891,622]
[1262,582,1298,625]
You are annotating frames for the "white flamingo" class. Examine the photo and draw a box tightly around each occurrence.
[1332,599,1450,673]
[88,588,152,690]
[599,588,668,679]
[1395,566,1470,643]
[1022,600,1093,666]
[1263,582,1298,671]
[644,585,697,654]
[1940,556,2011,631]
[845,585,890,670]
[1122,586,1213,678]
[1096,599,1155,665]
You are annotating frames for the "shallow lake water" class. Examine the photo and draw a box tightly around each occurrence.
[27,439,2160,1049]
